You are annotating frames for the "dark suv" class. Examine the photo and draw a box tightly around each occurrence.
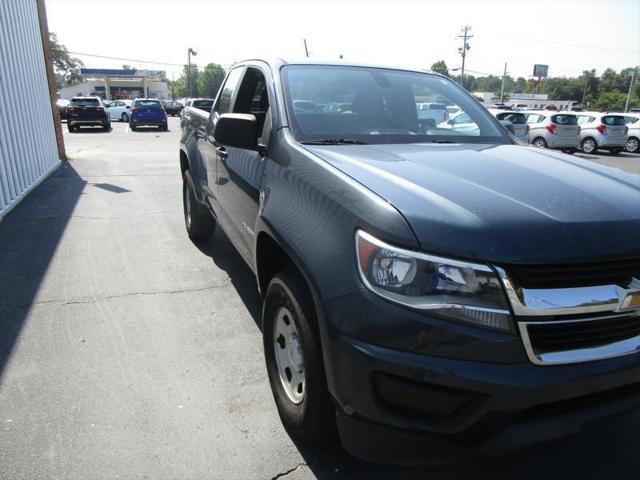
[179,59,640,464]
[67,96,111,132]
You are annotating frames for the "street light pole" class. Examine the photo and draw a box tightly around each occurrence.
[187,48,197,98]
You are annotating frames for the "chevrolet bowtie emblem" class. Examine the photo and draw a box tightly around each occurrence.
[617,278,640,312]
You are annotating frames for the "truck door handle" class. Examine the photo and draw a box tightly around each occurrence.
[216,146,228,159]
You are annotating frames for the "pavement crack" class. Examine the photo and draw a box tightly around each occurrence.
[270,463,308,480]
[33,281,231,307]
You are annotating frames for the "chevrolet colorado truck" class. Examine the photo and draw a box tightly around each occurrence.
[179,59,640,464]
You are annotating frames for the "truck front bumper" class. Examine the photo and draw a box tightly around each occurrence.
[322,291,640,464]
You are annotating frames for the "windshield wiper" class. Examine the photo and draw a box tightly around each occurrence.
[301,138,368,145]
[430,139,457,144]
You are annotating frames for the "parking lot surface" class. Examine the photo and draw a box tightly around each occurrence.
[0,117,639,479]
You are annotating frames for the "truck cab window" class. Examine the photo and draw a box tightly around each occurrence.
[215,67,244,115]
[233,68,270,141]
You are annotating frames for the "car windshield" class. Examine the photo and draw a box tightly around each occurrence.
[552,114,577,125]
[193,100,213,109]
[602,115,625,126]
[134,100,162,108]
[71,98,100,107]
[281,65,508,145]
[497,112,527,124]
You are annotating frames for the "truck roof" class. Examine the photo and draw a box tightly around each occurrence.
[234,58,439,76]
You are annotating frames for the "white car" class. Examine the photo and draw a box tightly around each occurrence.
[437,110,478,134]
[623,114,640,153]
[487,109,529,142]
[106,100,133,122]
[576,112,628,154]
[523,111,581,153]
[416,103,449,124]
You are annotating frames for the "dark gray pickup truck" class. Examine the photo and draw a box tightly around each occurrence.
[179,59,640,464]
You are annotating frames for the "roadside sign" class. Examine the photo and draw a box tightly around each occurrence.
[533,64,549,78]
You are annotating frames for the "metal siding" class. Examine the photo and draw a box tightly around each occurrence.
[0,0,60,218]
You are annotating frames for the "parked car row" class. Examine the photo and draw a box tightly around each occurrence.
[523,110,637,154]
[436,103,639,154]
[64,96,168,133]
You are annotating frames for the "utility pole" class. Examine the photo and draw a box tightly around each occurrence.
[500,62,508,103]
[581,72,590,107]
[187,48,197,98]
[457,26,473,89]
[625,66,638,112]
[171,71,175,101]
[303,39,309,58]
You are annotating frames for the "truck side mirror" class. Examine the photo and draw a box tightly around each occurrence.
[214,114,258,151]
[499,119,515,135]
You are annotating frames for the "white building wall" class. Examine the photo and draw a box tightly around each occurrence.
[0,0,60,219]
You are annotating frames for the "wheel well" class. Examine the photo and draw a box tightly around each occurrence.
[180,150,189,174]
[256,232,298,296]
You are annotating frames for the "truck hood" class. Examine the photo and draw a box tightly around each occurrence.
[304,143,640,264]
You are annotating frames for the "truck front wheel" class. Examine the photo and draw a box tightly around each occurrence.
[263,269,335,441]
[182,170,215,240]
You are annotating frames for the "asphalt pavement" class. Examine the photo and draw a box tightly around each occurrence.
[0,117,639,479]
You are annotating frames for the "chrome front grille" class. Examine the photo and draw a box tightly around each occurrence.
[496,265,640,365]
[519,312,640,365]
[503,258,640,289]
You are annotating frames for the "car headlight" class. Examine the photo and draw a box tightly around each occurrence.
[355,230,513,332]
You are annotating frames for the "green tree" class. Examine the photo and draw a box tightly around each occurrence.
[514,77,527,93]
[593,90,627,111]
[197,63,226,98]
[50,33,83,87]
[430,60,449,77]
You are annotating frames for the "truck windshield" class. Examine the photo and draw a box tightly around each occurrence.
[281,65,509,145]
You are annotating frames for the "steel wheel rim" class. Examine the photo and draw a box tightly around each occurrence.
[583,139,595,153]
[627,138,638,152]
[534,139,545,148]
[184,182,192,229]
[273,306,305,404]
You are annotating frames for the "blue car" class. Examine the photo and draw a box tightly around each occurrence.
[130,98,168,131]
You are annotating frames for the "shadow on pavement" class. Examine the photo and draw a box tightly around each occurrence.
[0,162,85,378]
[193,227,262,330]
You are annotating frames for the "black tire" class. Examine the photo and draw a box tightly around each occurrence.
[182,170,215,240]
[608,147,623,155]
[581,137,598,154]
[160,122,168,132]
[626,137,640,154]
[121,113,129,122]
[130,123,136,132]
[67,124,76,133]
[263,269,336,441]
[104,122,111,132]
[532,137,547,149]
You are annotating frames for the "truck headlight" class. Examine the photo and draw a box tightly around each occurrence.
[356,230,513,332]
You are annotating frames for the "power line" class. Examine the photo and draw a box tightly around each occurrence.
[52,48,184,67]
